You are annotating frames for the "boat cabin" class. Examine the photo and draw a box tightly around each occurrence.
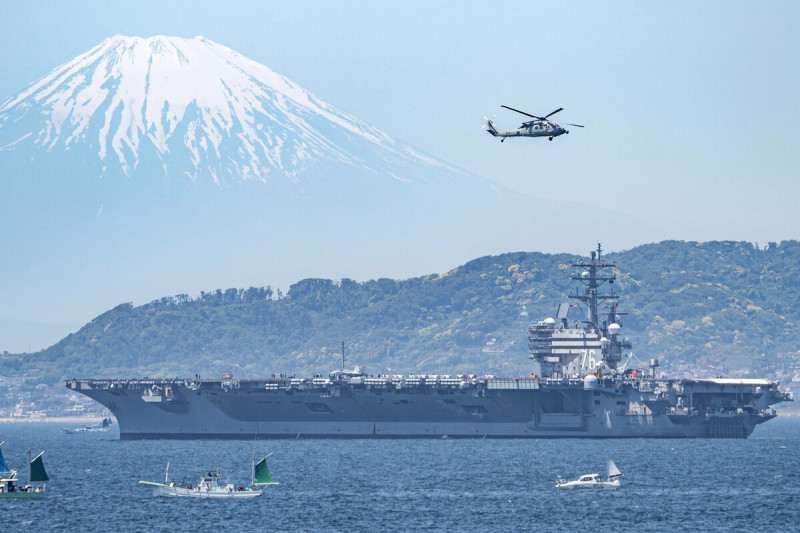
[0,472,19,493]
[0,471,43,494]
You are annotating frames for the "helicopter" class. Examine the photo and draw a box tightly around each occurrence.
[485,105,583,142]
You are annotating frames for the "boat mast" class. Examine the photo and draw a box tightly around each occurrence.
[27,448,30,486]
[251,428,257,487]
[341,341,345,371]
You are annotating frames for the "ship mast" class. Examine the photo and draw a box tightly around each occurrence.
[568,243,630,370]
[529,244,632,378]
[569,243,618,333]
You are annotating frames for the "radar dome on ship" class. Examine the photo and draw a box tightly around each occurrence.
[583,374,599,389]
[581,270,590,279]
[608,323,621,336]
[544,317,556,327]
[600,337,610,346]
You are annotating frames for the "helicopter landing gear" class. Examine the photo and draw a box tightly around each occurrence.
[501,138,505,142]
[548,137,553,141]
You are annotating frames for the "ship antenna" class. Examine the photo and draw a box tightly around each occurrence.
[565,243,630,371]
[570,243,617,333]
[341,341,345,371]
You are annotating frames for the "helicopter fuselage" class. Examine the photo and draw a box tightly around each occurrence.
[486,119,568,141]
[516,120,567,138]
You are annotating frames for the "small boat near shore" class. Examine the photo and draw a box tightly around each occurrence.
[139,454,277,498]
[62,417,113,434]
[556,459,622,490]
[0,442,50,498]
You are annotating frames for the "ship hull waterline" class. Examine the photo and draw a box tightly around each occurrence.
[68,379,772,440]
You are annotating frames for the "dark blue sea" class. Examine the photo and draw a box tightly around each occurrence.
[1,419,798,532]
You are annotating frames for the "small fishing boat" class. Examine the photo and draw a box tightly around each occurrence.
[139,454,277,498]
[0,442,50,498]
[62,417,113,434]
[556,459,622,490]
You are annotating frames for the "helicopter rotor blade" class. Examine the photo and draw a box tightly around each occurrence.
[563,122,584,128]
[544,108,564,119]
[501,105,543,120]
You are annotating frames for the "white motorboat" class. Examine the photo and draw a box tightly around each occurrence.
[139,454,277,499]
[62,417,112,434]
[556,459,622,490]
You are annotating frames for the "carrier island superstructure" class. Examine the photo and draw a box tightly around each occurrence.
[66,245,791,439]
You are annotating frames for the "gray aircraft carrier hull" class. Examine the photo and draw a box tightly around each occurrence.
[66,376,781,439]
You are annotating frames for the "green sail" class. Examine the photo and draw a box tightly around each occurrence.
[30,453,49,483]
[254,457,274,484]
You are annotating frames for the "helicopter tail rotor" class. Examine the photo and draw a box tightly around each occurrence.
[483,116,499,136]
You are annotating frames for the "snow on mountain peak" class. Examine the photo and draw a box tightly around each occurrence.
[0,35,451,183]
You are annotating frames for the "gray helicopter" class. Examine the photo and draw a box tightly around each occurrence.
[485,105,583,142]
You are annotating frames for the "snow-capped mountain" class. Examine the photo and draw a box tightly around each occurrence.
[0,35,455,184]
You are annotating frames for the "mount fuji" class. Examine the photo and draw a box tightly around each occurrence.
[0,35,653,352]
[0,35,462,184]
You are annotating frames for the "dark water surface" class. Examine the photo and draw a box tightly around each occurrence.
[1,419,798,531]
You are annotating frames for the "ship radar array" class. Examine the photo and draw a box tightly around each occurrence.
[529,243,632,378]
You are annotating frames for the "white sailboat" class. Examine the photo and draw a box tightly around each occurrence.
[556,459,622,490]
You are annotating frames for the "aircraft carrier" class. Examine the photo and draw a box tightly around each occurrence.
[66,245,792,439]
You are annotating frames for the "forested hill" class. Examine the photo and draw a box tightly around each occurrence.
[4,240,800,383]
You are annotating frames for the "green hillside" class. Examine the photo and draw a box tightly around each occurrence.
[3,240,800,383]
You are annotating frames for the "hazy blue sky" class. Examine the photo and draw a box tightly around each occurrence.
[3,1,799,245]
[2,1,799,350]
